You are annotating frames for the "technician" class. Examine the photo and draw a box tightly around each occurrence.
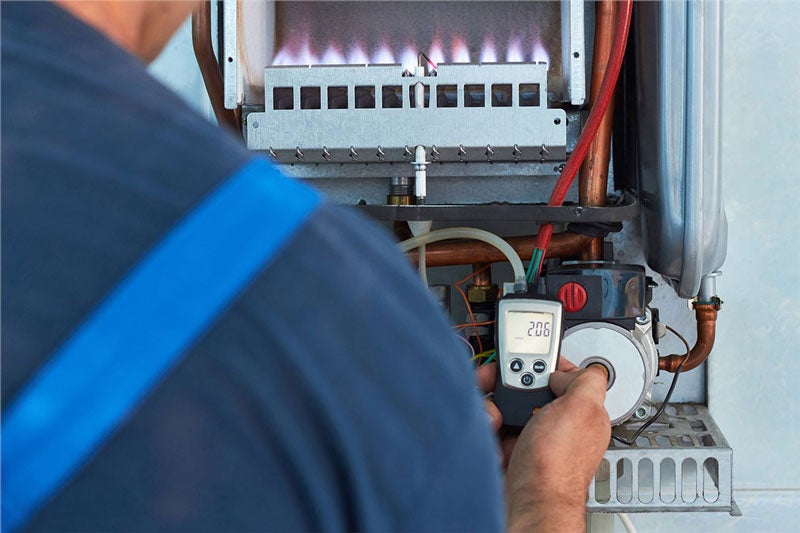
[1,2,611,532]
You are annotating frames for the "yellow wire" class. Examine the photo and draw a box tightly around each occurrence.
[471,349,496,361]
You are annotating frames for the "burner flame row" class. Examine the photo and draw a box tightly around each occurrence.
[272,37,549,70]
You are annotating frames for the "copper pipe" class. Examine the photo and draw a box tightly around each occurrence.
[659,303,720,373]
[583,239,605,262]
[191,1,241,133]
[471,263,492,287]
[579,0,618,261]
[405,232,593,268]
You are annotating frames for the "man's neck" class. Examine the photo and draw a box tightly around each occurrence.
[53,1,194,62]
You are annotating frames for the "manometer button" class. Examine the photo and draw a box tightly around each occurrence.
[520,373,535,387]
[509,359,524,373]
[532,360,547,374]
[557,282,588,313]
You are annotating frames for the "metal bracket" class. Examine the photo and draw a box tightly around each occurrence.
[357,195,638,223]
[589,404,734,514]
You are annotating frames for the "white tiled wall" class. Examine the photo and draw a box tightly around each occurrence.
[710,0,800,492]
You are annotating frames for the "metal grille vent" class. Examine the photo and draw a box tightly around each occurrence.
[588,404,734,513]
[246,63,566,164]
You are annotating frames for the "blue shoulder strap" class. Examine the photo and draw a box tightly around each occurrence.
[1,158,321,532]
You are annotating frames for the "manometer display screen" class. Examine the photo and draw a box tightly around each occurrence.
[505,311,554,354]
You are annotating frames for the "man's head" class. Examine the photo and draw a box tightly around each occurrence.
[55,1,199,62]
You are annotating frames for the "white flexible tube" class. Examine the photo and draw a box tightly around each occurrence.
[616,513,637,533]
[454,333,476,359]
[408,221,433,286]
[418,244,428,286]
[398,227,527,292]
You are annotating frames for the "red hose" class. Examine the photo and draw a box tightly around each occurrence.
[533,0,633,278]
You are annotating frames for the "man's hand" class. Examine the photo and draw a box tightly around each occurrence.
[477,362,611,532]
[506,364,610,532]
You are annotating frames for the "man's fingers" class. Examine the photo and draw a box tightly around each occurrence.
[549,365,609,398]
[556,357,578,372]
[476,362,497,392]
[586,362,609,382]
[484,399,502,432]
[549,370,578,397]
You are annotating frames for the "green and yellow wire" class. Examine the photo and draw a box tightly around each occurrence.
[471,349,497,366]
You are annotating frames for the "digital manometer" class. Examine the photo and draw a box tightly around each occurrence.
[494,296,563,427]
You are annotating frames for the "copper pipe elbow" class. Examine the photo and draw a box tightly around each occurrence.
[659,303,721,373]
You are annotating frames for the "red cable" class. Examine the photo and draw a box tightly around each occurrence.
[533,0,633,278]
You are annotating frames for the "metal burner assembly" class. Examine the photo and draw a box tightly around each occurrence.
[247,63,565,165]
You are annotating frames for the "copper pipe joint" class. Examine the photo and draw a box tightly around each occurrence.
[471,263,493,287]
[404,232,593,268]
[659,303,721,373]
